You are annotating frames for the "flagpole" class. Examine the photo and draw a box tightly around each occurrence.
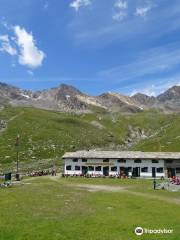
[15,134,20,176]
[16,149,19,173]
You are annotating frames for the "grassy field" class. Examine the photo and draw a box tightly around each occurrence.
[0,106,180,172]
[133,114,180,152]
[0,176,180,240]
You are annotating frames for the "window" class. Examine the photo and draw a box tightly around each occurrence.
[103,159,109,162]
[75,166,80,171]
[176,168,180,174]
[66,165,71,170]
[73,158,78,162]
[157,168,163,173]
[88,166,94,171]
[165,160,173,164]
[152,160,159,163]
[134,159,142,163]
[82,158,87,162]
[111,166,117,172]
[117,159,126,163]
[141,167,148,173]
[128,167,132,172]
[95,166,101,171]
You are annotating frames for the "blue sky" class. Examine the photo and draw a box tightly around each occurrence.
[0,0,180,96]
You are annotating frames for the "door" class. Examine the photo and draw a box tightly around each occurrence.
[82,166,88,175]
[171,168,176,177]
[120,167,125,176]
[167,168,176,178]
[132,167,140,177]
[124,168,129,177]
[103,167,109,176]
[152,167,156,178]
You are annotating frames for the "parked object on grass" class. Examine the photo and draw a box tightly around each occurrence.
[5,172,11,181]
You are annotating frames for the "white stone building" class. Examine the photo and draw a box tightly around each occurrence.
[62,151,180,178]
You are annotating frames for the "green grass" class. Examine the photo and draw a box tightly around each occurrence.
[0,177,180,240]
[133,113,180,152]
[0,107,117,171]
[0,106,180,172]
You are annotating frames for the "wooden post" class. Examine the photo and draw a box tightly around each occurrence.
[16,150,19,173]
[15,134,20,174]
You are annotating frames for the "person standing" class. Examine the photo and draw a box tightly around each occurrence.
[153,178,156,190]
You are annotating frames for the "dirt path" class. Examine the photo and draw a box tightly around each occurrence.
[23,178,180,205]
[9,111,24,122]
[71,184,127,192]
[128,190,180,205]
[47,174,61,181]
[68,183,180,205]
[24,174,61,182]
[0,111,24,135]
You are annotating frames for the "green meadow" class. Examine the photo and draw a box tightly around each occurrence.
[0,106,180,172]
[0,106,180,239]
[0,176,180,240]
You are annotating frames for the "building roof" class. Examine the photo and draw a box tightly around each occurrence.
[62,150,180,160]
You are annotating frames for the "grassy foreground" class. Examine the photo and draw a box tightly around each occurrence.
[0,177,180,240]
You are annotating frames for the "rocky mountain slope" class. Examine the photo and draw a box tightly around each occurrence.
[131,93,157,108]
[8,84,89,112]
[97,92,143,113]
[0,82,180,113]
[158,86,180,101]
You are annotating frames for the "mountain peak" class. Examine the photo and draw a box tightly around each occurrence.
[131,93,156,106]
[0,82,180,113]
[157,85,180,102]
[58,83,83,95]
[132,93,149,98]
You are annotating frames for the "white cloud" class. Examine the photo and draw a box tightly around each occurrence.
[1,21,9,29]
[70,0,91,11]
[13,25,45,69]
[113,11,127,21]
[0,35,8,42]
[0,23,45,69]
[130,79,180,97]
[131,85,156,96]
[113,0,128,21]
[114,0,127,10]
[135,5,152,17]
[0,34,17,56]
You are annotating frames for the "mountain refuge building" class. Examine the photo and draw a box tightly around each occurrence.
[62,151,180,178]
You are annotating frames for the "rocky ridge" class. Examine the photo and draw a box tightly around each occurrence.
[0,82,180,113]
